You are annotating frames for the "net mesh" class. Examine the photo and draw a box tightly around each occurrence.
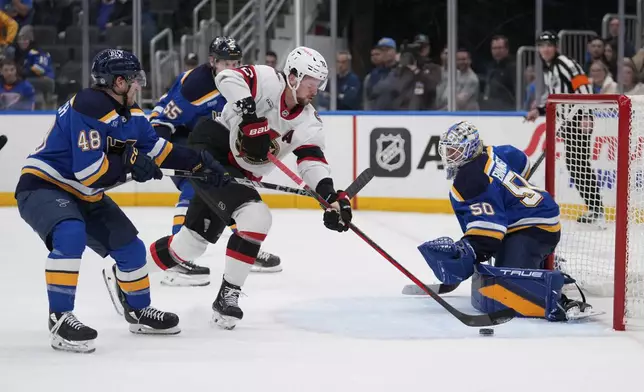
[550,96,644,327]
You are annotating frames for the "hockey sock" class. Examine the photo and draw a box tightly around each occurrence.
[110,238,151,309]
[172,181,195,235]
[224,232,262,287]
[46,220,86,313]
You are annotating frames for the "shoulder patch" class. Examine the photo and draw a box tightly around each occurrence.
[180,64,218,104]
[452,154,490,200]
[314,111,322,123]
[71,88,118,123]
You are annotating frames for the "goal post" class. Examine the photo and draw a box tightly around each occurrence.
[545,94,643,331]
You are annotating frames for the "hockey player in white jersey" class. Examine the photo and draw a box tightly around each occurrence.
[147,47,353,329]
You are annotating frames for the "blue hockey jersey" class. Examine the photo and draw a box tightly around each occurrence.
[450,145,560,250]
[16,88,199,202]
[23,48,55,79]
[0,79,35,110]
[150,63,226,132]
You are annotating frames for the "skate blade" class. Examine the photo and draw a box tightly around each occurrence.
[250,264,283,273]
[102,267,124,316]
[50,334,95,354]
[128,324,181,335]
[211,311,239,330]
[566,308,606,322]
[160,272,210,287]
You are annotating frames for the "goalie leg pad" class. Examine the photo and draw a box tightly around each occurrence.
[471,264,565,320]
[417,237,476,285]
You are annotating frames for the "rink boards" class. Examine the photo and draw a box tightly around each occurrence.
[0,111,564,212]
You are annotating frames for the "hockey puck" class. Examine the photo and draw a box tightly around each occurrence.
[479,328,494,336]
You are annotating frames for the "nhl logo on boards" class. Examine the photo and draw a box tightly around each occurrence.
[370,128,411,177]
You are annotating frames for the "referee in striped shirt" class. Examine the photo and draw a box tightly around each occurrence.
[526,31,604,224]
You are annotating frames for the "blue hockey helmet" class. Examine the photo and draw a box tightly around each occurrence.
[209,36,243,61]
[439,121,483,170]
[91,49,146,88]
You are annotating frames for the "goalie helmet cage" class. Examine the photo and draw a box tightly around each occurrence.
[545,94,644,331]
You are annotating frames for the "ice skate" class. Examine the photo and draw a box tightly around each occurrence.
[250,250,282,273]
[161,260,210,286]
[49,312,97,354]
[212,278,243,330]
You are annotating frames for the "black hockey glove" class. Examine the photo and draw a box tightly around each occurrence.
[234,97,277,161]
[192,150,230,188]
[323,191,352,232]
[123,144,163,182]
[237,116,278,161]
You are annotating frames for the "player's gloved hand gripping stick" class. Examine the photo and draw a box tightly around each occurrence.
[267,153,515,327]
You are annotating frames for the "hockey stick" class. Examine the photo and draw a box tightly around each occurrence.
[267,153,515,327]
[0,134,7,151]
[104,168,373,200]
[402,148,549,296]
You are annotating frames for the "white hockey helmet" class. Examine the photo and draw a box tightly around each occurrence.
[284,46,329,92]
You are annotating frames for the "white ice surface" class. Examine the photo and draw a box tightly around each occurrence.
[0,207,643,392]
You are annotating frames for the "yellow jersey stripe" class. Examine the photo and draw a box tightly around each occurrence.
[191,89,219,106]
[464,228,505,240]
[450,186,465,202]
[180,69,194,84]
[173,216,186,226]
[507,223,561,234]
[80,157,110,186]
[154,142,173,166]
[99,110,119,124]
[21,168,104,202]
[484,146,494,175]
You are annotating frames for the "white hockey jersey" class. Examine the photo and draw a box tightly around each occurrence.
[214,64,330,189]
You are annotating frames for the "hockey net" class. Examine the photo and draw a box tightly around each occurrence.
[546,94,644,330]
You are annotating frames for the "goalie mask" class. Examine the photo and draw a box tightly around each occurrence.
[439,121,483,179]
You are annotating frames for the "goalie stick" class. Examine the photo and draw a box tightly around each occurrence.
[402,148,548,296]
[267,153,515,327]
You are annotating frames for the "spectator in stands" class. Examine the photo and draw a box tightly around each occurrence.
[589,60,617,94]
[523,65,536,110]
[184,52,198,71]
[435,48,480,111]
[622,60,644,95]
[583,37,608,74]
[14,25,54,109]
[265,50,277,68]
[481,35,515,111]
[368,51,434,110]
[362,47,383,109]
[317,50,361,110]
[364,37,398,110]
[605,17,635,58]
[0,9,17,57]
[1,0,33,28]
[0,58,34,110]
[412,33,441,109]
[603,39,618,78]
